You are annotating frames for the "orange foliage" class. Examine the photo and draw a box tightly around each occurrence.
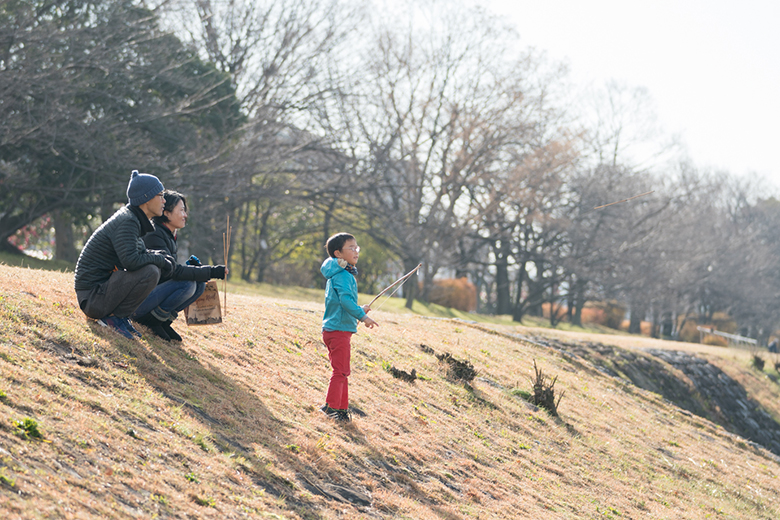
[580,306,605,325]
[427,277,477,312]
[619,320,653,336]
[541,302,567,321]
[585,301,625,329]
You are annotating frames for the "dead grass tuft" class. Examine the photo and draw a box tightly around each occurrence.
[529,359,565,416]
[435,352,477,381]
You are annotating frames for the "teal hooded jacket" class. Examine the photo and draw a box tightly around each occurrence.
[321,257,366,332]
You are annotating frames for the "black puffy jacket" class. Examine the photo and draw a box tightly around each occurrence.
[74,205,172,292]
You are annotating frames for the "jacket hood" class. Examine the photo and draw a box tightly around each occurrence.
[321,257,345,279]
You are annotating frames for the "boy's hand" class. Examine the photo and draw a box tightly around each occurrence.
[362,316,378,329]
[361,304,371,313]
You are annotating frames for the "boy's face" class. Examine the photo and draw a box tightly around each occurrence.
[335,238,360,266]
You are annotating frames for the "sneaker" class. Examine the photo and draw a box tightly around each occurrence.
[97,315,134,340]
[121,318,142,338]
[320,404,339,419]
[320,404,350,422]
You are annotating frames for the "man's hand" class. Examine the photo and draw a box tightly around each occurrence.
[159,253,176,281]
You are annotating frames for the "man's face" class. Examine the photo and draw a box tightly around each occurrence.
[139,192,165,218]
[149,192,165,217]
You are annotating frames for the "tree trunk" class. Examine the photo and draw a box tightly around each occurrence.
[53,210,77,263]
[403,259,421,309]
[494,241,512,315]
[628,303,644,334]
[511,260,529,322]
[572,280,586,327]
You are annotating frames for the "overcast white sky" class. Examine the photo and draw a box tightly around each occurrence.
[484,0,780,190]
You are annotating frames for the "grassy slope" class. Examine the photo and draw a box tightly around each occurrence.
[0,264,779,519]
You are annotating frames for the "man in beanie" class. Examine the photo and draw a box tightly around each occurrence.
[74,170,176,339]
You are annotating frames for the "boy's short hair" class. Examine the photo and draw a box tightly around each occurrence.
[152,190,187,226]
[325,233,355,257]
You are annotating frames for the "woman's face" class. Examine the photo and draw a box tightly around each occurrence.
[164,199,188,231]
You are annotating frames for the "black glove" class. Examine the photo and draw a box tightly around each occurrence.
[186,255,202,266]
[210,265,227,279]
[159,254,177,281]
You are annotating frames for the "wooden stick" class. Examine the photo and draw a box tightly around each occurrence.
[223,214,230,316]
[369,263,423,309]
[579,190,655,217]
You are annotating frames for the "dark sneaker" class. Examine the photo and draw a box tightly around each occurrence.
[161,321,182,341]
[320,404,339,419]
[320,404,350,422]
[98,316,134,340]
[121,318,142,338]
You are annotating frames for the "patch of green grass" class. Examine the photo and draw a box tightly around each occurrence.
[185,472,199,483]
[193,494,216,507]
[12,417,43,440]
[511,388,532,401]
[193,433,213,452]
[151,493,169,505]
[0,468,16,488]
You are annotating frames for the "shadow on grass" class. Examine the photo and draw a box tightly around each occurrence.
[89,322,327,516]
[0,251,74,272]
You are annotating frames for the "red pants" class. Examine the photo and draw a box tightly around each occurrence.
[322,330,352,410]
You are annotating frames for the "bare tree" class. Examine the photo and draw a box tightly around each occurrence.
[321,2,573,308]
[0,0,241,254]
[155,0,359,278]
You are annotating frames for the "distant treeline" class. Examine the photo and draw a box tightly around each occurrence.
[2,0,779,341]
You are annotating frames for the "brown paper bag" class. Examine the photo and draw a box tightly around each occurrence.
[184,280,223,325]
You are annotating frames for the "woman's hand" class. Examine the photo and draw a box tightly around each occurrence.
[210,265,227,279]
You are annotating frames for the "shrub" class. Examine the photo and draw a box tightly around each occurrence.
[427,277,476,312]
[529,360,564,416]
[12,418,43,440]
[702,335,728,347]
[586,301,625,329]
[752,354,765,371]
[541,302,567,321]
[580,305,605,325]
[436,352,477,381]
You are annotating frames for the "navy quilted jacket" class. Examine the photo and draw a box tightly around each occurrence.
[74,205,169,292]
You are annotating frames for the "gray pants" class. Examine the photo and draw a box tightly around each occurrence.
[76,265,160,319]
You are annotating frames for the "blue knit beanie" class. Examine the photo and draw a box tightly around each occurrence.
[127,170,164,206]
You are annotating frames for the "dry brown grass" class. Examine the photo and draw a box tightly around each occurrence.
[1,264,779,519]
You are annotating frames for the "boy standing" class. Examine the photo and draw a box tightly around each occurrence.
[74,170,175,339]
[320,233,378,422]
